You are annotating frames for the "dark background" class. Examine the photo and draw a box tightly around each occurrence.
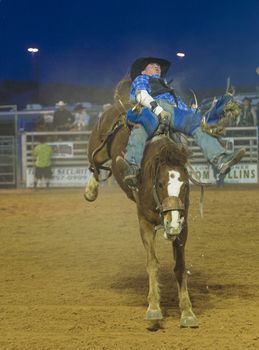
[1,0,259,107]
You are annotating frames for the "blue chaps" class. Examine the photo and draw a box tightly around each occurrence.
[125,100,226,165]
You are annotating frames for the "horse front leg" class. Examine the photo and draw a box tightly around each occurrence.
[84,173,99,202]
[173,231,198,328]
[138,214,163,321]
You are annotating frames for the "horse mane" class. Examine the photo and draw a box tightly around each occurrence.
[141,136,188,178]
[95,77,132,132]
[114,77,132,106]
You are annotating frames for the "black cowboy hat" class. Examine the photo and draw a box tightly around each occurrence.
[74,103,85,112]
[130,57,171,81]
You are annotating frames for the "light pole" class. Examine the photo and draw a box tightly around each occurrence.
[172,52,186,96]
[27,47,39,81]
[27,47,40,102]
[175,52,186,76]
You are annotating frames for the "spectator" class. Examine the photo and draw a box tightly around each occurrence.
[35,114,53,132]
[35,116,47,131]
[236,97,257,126]
[73,104,91,130]
[53,101,74,131]
[43,113,54,131]
[33,135,53,188]
[97,103,112,120]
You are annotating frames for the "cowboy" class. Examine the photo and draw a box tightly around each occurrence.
[236,97,257,126]
[53,100,74,131]
[116,56,246,187]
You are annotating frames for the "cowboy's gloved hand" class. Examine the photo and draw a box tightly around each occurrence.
[159,110,171,125]
[154,110,171,136]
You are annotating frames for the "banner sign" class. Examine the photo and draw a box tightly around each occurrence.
[224,164,257,183]
[188,164,258,184]
[26,167,91,187]
[26,164,257,187]
[48,142,74,158]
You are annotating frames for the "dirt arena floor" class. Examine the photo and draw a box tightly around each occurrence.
[1,184,259,350]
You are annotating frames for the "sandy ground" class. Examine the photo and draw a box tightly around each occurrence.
[1,185,259,350]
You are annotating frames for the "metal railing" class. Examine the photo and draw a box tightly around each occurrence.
[0,136,16,185]
[18,126,258,187]
[188,126,258,164]
[21,131,91,187]
[0,125,258,187]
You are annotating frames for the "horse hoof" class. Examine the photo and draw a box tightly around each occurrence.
[145,308,163,321]
[147,321,162,332]
[84,175,99,202]
[180,311,198,328]
[84,189,98,202]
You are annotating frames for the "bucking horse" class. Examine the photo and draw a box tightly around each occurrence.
[84,78,198,328]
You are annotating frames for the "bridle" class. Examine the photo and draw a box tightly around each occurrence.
[152,159,185,223]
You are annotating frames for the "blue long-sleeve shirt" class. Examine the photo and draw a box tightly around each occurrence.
[130,74,189,111]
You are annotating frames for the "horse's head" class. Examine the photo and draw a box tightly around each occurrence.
[154,161,189,239]
[141,136,189,240]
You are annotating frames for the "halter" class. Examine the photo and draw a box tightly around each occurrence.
[152,159,185,221]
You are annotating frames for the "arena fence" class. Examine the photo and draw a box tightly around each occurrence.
[0,136,16,186]
[17,127,258,188]
[0,114,258,187]
[0,105,17,186]
[21,131,91,188]
[187,126,258,184]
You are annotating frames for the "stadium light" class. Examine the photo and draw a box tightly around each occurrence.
[27,47,39,54]
[176,52,185,58]
[27,47,40,100]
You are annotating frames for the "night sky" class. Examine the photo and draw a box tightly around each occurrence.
[1,0,259,90]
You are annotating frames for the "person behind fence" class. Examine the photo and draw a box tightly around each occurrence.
[116,56,246,187]
[73,103,91,130]
[97,103,112,120]
[236,97,257,126]
[53,100,74,131]
[33,135,53,188]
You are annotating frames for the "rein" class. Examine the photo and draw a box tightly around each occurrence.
[185,161,215,218]
[90,121,122,181]
[89,98,133,182]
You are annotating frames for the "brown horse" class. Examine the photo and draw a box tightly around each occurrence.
[84,80,198,328]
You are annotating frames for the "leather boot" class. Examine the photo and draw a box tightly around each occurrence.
[212,148,246,176]
[116,156,139,188]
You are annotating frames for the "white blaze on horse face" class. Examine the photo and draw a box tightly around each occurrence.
[167,170,183,197]
[166,170,184,230]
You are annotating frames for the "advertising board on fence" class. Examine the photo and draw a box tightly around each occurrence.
[49,142,74,158]
[26,163,257,187]
[189,164,258,184]
[26,167,91,187]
